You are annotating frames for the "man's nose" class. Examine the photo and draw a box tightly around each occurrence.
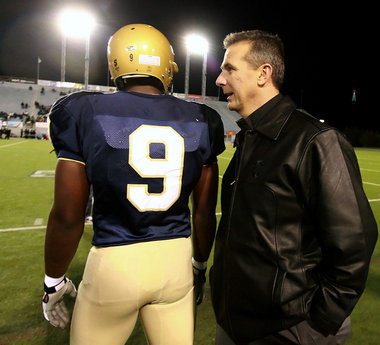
[215,73,226,87]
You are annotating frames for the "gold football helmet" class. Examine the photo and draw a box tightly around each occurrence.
[107,24,178,93]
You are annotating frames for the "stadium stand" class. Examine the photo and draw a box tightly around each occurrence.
[203,99,240,132]
[0,81,72,117]
[0,80,240,139]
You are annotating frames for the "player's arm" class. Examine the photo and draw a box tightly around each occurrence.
[191,162,219,304]
[192,162,219,261]
[43,159,89,328]
[45,159,89,276]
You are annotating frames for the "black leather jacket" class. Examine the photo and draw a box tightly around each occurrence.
[210,94,378,344]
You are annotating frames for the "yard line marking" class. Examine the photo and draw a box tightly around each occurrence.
[361,168,380,173]
[358,158,380,163]
[363,182,380,187]
[2,201,379,232]
[30,170,55,178]
[0,223,93,233]
[0,141,26,149]
[34,218,43,225]
[0,225,46,232]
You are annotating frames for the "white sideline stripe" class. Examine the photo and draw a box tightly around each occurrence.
[364,182,380,187]
[0,223,93,233]
[1,201,379,233]
[361,168,380,173]
[0,141,26,149]
[0,225,46,232]
[0,213,222,232]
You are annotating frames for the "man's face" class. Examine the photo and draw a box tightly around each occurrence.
[216,41,261,118]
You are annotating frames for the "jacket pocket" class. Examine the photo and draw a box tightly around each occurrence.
[272,267,286,308]
[274,268,318,319]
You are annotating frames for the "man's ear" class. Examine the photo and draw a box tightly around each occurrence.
[257,63,273,86]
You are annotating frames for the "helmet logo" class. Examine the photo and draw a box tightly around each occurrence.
[125,45,137,52]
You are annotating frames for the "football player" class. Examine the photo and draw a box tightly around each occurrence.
[42,24,225,345]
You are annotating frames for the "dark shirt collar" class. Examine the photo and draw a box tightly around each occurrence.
[236,93,296,140]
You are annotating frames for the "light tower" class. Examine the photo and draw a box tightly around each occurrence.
[184,34,209,101]
[59,9,95,89]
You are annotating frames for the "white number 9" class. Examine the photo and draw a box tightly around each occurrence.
[127,125,185,212]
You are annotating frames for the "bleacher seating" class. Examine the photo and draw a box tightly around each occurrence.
[0,81,240,133]
[203,100,240,132]
[0,82,71,117]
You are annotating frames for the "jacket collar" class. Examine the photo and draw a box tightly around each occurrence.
[236,94,296,141]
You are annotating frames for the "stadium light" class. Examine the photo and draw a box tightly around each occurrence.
[185,34,209,55]
[59,9,95,89]
[59,10,95,38]
[184,34,209,101]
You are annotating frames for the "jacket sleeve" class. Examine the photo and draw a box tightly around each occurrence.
[298,129,378,335]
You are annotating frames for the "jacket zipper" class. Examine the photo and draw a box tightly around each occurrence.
[226,130,248,240]
[224,130,248,335]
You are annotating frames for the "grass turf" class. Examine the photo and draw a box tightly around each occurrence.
[0,140,379,344]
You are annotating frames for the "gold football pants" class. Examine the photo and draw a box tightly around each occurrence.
[70,237,194,345]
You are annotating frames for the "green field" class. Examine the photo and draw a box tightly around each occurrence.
[0,139,379,345]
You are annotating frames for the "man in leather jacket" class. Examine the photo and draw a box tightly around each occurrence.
[210,30,378,345]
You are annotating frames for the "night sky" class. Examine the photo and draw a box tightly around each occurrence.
[0,0,373,130]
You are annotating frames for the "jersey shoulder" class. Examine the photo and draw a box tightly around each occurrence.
[176,100,225,159]
[50,90,104,113]
[169,97,224,125]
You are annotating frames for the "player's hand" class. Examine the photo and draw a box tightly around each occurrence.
[194,267,206,305]
[42,276,77,328]
[192,258,207,305]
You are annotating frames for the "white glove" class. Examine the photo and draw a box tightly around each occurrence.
[42,275,77,329]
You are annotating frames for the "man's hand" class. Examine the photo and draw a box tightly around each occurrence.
[42,276,77,329]
[192,258,207,305]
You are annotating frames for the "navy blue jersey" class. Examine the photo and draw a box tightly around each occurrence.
[49,91,225,247]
